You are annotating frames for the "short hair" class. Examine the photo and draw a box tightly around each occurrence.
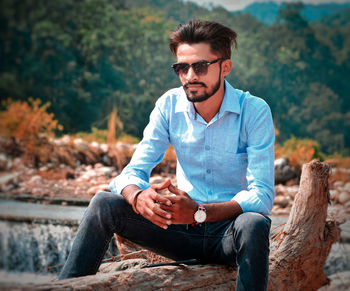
[169,20,237,59]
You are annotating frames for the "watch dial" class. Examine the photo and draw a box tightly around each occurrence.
[195,210,206,223]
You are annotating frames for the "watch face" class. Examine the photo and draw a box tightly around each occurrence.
[194,210,206,223]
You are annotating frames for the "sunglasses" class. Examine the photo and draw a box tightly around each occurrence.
[171,58,226,76]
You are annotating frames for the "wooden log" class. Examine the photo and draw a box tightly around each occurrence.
[21,160,340,290]
[268,160,340,291]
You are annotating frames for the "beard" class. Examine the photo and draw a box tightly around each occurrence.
[183,68,222,103]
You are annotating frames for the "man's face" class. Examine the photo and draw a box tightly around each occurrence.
[175,43,224,103]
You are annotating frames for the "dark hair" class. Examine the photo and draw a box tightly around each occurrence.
[169,20,237,59]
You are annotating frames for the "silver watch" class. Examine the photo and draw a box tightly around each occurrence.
[194,203,206,223]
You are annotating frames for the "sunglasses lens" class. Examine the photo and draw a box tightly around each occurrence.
[173,63,189,75]
[192,61,208,75]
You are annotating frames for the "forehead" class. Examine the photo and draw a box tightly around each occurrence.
[176,42,218,62]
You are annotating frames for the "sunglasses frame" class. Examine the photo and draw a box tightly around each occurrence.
[171,58,226,76]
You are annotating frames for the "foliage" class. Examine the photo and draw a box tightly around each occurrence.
[275,136,325,168]
[0,0,349,155]
[73,127,139,144]
[0,98,62,164]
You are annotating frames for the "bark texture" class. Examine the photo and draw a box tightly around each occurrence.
[21,160,340,290]
[268,160,340,291]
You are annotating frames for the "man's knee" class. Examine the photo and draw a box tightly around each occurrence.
[234,212,271,243]
[88,191,127,216]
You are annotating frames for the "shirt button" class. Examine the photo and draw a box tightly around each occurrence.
[205,145,210,150]
[206,169,211,174]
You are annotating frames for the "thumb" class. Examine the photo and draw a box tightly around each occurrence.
[168,183,189,197]
[151,178,171,191]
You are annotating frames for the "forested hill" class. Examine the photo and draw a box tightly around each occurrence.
[241,2,350,25]
[1,0,349,155]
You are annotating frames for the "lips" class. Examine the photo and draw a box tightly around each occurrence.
[184,82,207,89]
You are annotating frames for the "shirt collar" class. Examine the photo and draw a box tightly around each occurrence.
[218,80,241,116]
[174,80,241,118]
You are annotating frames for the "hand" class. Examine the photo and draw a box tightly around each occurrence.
[162,183,197,224]
[135,179,173,230]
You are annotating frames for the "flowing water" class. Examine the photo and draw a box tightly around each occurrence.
[0,200,118,277]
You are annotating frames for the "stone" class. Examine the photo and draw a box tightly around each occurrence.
[274,157,298,185]
[318,270,350,291]
[98,259,148,273]
[334,181,344,188]
[0,173,18,186]
[87,184,110,196]
[344,182,350,192]
[0,154,9,171]
[274,195,291,208]
[28,175,42,184]
[338,192,350,205]
[149,176,166,185]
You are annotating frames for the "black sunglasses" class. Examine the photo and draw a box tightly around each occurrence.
[171,58,226,76]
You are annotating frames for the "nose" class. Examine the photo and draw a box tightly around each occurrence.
[184,66,198,82]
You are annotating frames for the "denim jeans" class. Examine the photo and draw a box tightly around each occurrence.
[59,192,271,291]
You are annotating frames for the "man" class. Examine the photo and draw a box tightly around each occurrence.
[59,20,275,291]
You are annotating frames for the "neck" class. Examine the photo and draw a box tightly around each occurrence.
[194,81,225,123]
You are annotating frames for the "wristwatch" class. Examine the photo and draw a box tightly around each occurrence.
[194,203,206,224]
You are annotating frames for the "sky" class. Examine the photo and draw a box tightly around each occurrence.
[185,0,350,11]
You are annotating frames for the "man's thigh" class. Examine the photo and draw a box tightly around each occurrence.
[204,213,271,266]
[105,193,207,261]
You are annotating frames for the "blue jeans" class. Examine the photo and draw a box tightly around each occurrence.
[59,192,271,291]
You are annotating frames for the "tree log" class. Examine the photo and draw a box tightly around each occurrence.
[268,160,340,290]
[18,160,340,290]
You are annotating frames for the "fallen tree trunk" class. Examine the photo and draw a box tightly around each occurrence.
[19,160,340,290]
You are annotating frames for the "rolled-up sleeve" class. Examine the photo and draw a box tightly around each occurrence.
[232,99,275,215]
[109,98,170,194]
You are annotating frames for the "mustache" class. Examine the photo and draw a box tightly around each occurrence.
[183,82,207,88]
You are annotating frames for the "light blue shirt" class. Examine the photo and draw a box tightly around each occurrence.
[109,80,275,215]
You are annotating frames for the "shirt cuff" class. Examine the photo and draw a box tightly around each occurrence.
[109,175,151,194]
[232,189,272,215]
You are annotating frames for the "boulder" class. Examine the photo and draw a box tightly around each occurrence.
[274,157,298,184]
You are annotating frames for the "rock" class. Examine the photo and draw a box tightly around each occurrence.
[94,163,104,169]
[274,195,291,208]
[318,270,350,291]
[0,173,18,186]
[87,184,110,196]
[334,181,344,188]
[149,176,166,185]
[28,175,42,184]
[274,157,298,184]
[0,154,9,171]
[344,182,350,192]
[329,190,338,201]
[98,259,148,273]
[338,192,350,205]
[96,167,114,177]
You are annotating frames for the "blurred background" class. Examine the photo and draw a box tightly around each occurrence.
[1,0,350,157]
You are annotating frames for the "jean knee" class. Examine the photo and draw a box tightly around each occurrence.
[234,212,271,242]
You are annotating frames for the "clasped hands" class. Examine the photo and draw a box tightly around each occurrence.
[135,178,197,229]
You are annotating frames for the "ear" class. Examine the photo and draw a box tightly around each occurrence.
[222,59,232,77]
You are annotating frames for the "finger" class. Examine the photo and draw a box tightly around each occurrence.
[168,184,189,197]
[152,192,173,206]
[144,207,172,229]
[151,178,171,191]
[146,199,172,219]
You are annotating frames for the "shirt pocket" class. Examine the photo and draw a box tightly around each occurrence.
[212,151,248,189]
